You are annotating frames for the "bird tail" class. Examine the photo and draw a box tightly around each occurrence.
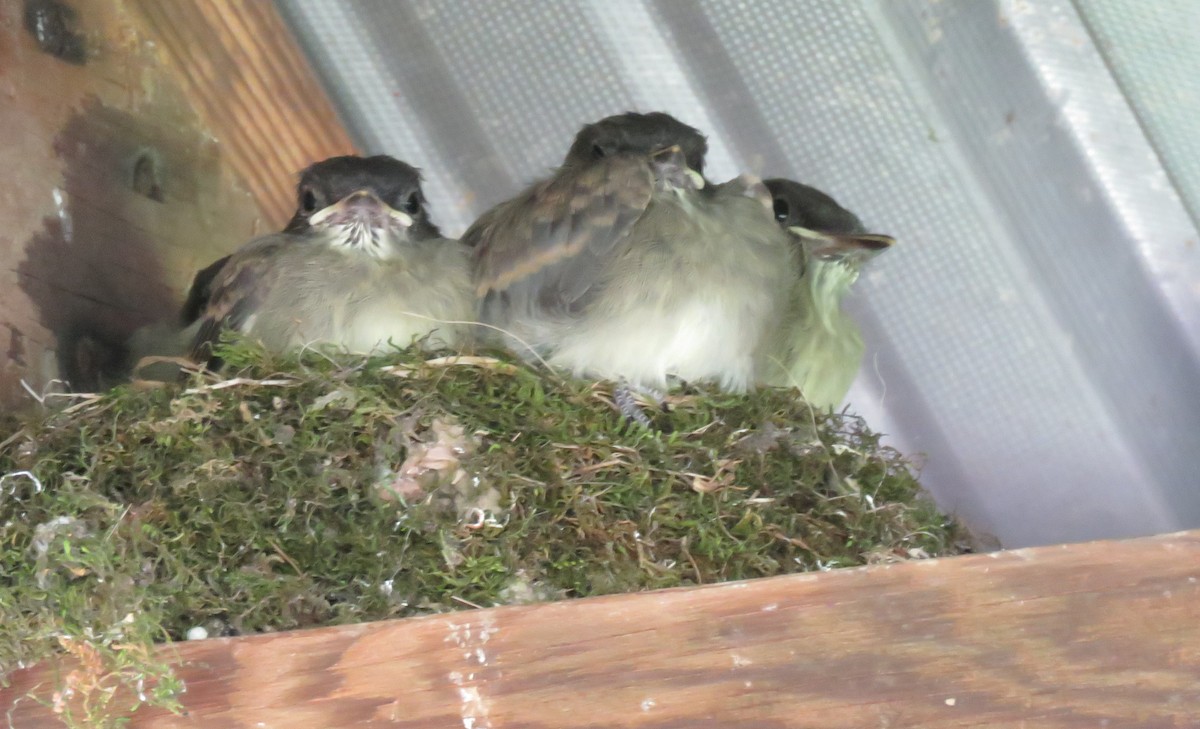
[125,320,203,383]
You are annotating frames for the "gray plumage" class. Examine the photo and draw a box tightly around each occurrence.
[129,155,472,376]
[190,155,472,363]
[466,112,795,393]
[760,177,893,409]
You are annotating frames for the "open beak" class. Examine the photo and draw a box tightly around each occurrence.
[309,190,413,229]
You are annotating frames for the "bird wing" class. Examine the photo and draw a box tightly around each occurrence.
[188,234,292,364]
[466,154,655,317]
[180,254,232,326]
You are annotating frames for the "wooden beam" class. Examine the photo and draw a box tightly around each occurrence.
[0,0,355,404]
[5,531,1199,727]
[128,0,355,226]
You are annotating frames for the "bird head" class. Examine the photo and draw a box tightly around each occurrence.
[564,111,709,183]
[285,155,442,257]
[764,177,893,270]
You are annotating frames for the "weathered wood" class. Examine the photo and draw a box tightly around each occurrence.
[4,531,1198,727]
[129,0,354,225]
[0,0,355,404]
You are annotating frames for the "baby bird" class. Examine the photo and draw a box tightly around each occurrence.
[131,155,473,374]
[466,111,795,404]
[760,177,894,410]
[190,154,473,364]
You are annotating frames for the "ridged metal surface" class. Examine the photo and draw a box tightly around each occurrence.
[277,0,1200,548]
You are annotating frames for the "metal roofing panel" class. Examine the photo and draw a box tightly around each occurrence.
[277,0,1200,548]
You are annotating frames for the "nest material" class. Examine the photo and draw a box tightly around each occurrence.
[0,339,968,726]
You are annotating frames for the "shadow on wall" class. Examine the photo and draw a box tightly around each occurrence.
[17,98,176,392]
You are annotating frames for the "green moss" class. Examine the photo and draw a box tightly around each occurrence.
[0,339,968,726]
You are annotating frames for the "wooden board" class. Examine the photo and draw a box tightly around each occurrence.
[0,0,356,404]
[4,530,1198,727]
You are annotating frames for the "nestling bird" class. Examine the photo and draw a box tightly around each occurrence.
[130,155,473,373]
[760,177,894,410]
[466,111,796,409]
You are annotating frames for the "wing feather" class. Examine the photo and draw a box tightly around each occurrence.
[188,235,291,364]
[180,254,231,326]
[466,155,655,318]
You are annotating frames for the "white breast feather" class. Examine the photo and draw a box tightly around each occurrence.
[550,299,757,392]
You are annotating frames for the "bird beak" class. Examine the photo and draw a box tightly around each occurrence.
[309,190,414,228]
[651,145,706,190]
[788,226,894,260]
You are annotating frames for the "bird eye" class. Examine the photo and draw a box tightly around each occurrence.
[592,143,607,159]
[772,197,790,224]
[300,188,318,214]
[402,191,421,215]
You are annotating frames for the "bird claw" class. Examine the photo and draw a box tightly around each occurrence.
[613,380,670,430]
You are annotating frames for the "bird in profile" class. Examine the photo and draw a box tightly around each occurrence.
[129,155,473,375]
[760,177,894,410]
[465,111,795,421]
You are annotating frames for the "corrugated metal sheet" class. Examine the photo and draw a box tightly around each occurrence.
[276,0,1200,548]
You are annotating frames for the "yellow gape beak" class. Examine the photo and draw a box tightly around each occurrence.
[309,190,413,229]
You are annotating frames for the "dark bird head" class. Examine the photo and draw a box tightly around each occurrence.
[564,111,709,177]
[764,177,894,266]
[284,155,441,255]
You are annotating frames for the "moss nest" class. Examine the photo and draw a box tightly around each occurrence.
[0,339,969,725]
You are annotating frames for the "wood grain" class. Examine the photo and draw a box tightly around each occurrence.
[4,530,1198,728]
[0,0,355,405]
[129,0,356,226]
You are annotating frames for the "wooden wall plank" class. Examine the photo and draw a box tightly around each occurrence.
[0,0,356,404]
[4,531,1198,727]
[129,0,355,225]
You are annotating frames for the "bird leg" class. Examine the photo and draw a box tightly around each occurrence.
[613,380,670,429]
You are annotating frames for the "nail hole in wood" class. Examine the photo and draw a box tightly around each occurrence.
[132,151,164,203]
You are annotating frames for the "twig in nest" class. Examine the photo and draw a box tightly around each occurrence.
[183,377,297,395]
[267,538,305,576]
[382,356,520,377]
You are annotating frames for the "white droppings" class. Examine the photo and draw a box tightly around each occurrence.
[185,626,208,641]
[641,699,656,711]
[945,697,956,706]
[446,617,497,729]
[761,603,778,612]
[743,681,753,688]
[52,188,72,243]
[448,672,491,729]
[731,654,752,668]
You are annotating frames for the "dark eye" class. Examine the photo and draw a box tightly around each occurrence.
[772,197,790,224]
[592,143,607,159]
[402,191,421,215]
[300,188,318,214]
